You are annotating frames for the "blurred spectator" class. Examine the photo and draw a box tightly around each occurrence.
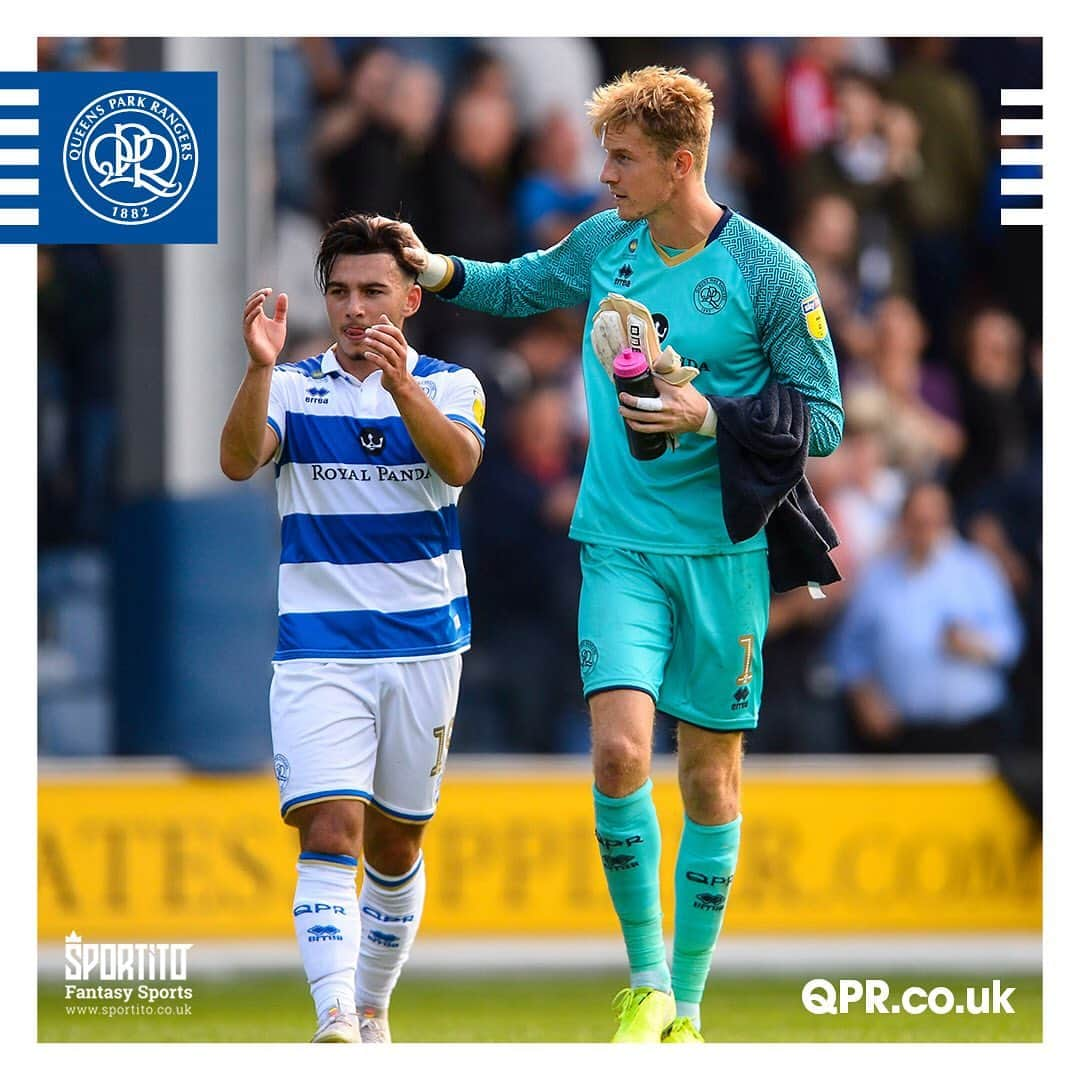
[832,481,1024,752]
[314,46,442,222]
[887,38,985,354]
[756,452,851,752]
[77,38,124,71]
[791,193,866,366]
[963,448,1042,749]
[273,39,345,214]
[949,308,1031,502]
[459,387,584,752]
[483,38,604,186]
[514,110,603,251]
[482,313,582,455]
[686,48,749,212]
[775,38,849,161]
[829,422,905,577]
[855,295,964,478]
[797,69,922,301]
[733,42,790,235]
[417,81,520,366]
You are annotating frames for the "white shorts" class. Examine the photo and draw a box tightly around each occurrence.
[270,654,463,824]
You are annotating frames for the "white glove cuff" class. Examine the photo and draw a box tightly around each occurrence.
[696,401,718,438]
[418,253,452,290]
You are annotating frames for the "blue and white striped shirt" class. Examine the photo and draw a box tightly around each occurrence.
[267,345,485,662]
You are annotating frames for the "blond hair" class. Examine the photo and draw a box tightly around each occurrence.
[587,66,714,173]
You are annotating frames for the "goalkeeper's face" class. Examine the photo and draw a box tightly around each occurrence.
[323,252,422,363]
[599,122,679,221]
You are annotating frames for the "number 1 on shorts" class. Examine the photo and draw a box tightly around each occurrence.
[736,634,754,686]
[431,725,448,777]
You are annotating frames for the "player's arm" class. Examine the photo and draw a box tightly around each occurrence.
[754,261,844,457]
[220,288,288,480]
[363,316,482,487]
[396,212,630,318]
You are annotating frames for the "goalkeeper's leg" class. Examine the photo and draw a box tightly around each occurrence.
[591,690,675,1041]
[669,726,743,1038]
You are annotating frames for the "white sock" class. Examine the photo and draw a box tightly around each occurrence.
[293,853,361,1023]
[631,968,673,993]
[675,1000,701,1028]
[355,853,426,1010]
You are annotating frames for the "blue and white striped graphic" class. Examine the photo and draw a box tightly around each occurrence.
[0,88,39,228]
[267,347,485,662]
[1000,89,1044,226]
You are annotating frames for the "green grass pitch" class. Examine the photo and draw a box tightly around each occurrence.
[39,972,1041,1042]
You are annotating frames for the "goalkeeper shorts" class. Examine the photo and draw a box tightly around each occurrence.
[577,543,769,730]
[270,653,462,824]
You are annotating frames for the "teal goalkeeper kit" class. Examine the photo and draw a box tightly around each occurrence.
[441,207,843,727]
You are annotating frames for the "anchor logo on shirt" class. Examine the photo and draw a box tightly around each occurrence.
[359,429,386,454]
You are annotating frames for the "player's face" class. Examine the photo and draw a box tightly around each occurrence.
[599,122,677,221]
[323,252,421,362]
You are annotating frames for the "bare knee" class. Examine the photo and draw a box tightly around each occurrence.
[680,762,740,823]
[678,727,742,824]
[592,731,652,797]
[364,809,425,877]
[590,690,654,798]
[291,801,364,857]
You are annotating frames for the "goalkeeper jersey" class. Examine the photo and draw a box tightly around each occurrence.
[436,207,843,555]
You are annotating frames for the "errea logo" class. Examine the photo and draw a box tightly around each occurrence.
[306,386,330,405]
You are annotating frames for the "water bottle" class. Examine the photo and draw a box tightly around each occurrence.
[613,348,667,460]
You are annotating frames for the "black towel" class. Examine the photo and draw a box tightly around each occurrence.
[706,382,841,593]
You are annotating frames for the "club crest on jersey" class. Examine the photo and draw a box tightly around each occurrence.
[802,294,828,340]
[273,754,290,789]
[416,378,437,400]
[358,429,386,454]
[693,277,727,315]
[579,639,598,674]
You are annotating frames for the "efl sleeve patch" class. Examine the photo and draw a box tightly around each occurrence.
[801,294,829,341]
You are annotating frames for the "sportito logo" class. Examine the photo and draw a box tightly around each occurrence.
[63,90,199,226]
[579,639,598,674]
[693,277,727,315]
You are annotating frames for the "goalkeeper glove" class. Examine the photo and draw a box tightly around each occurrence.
[590,294,700,386]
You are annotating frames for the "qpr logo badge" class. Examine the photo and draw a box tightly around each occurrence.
[62,89,199,226]
[693,276,727,315]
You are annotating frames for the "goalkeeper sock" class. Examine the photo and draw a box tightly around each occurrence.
[671,814,741,1023]
[292,852,361,1023]
[355,853,425,1010]
[594,779,670,992]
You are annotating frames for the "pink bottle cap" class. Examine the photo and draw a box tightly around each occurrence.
[613,348,649,378]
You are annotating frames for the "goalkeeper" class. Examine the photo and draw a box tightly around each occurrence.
[396,66,842,1042]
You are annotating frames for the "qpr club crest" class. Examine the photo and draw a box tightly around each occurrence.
[62,89,199,226]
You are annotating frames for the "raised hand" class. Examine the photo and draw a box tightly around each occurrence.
[243,287,288,368]
[362,314,412,395]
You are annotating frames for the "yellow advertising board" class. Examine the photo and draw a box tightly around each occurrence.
[38,761,1041,941]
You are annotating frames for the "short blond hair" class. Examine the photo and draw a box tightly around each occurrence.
[587,66,714,173]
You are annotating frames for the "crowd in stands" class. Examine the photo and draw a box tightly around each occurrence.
[39,37,1043,758]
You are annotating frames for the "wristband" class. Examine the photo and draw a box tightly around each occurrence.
[418,253,452,290]
[696,401,718,438]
